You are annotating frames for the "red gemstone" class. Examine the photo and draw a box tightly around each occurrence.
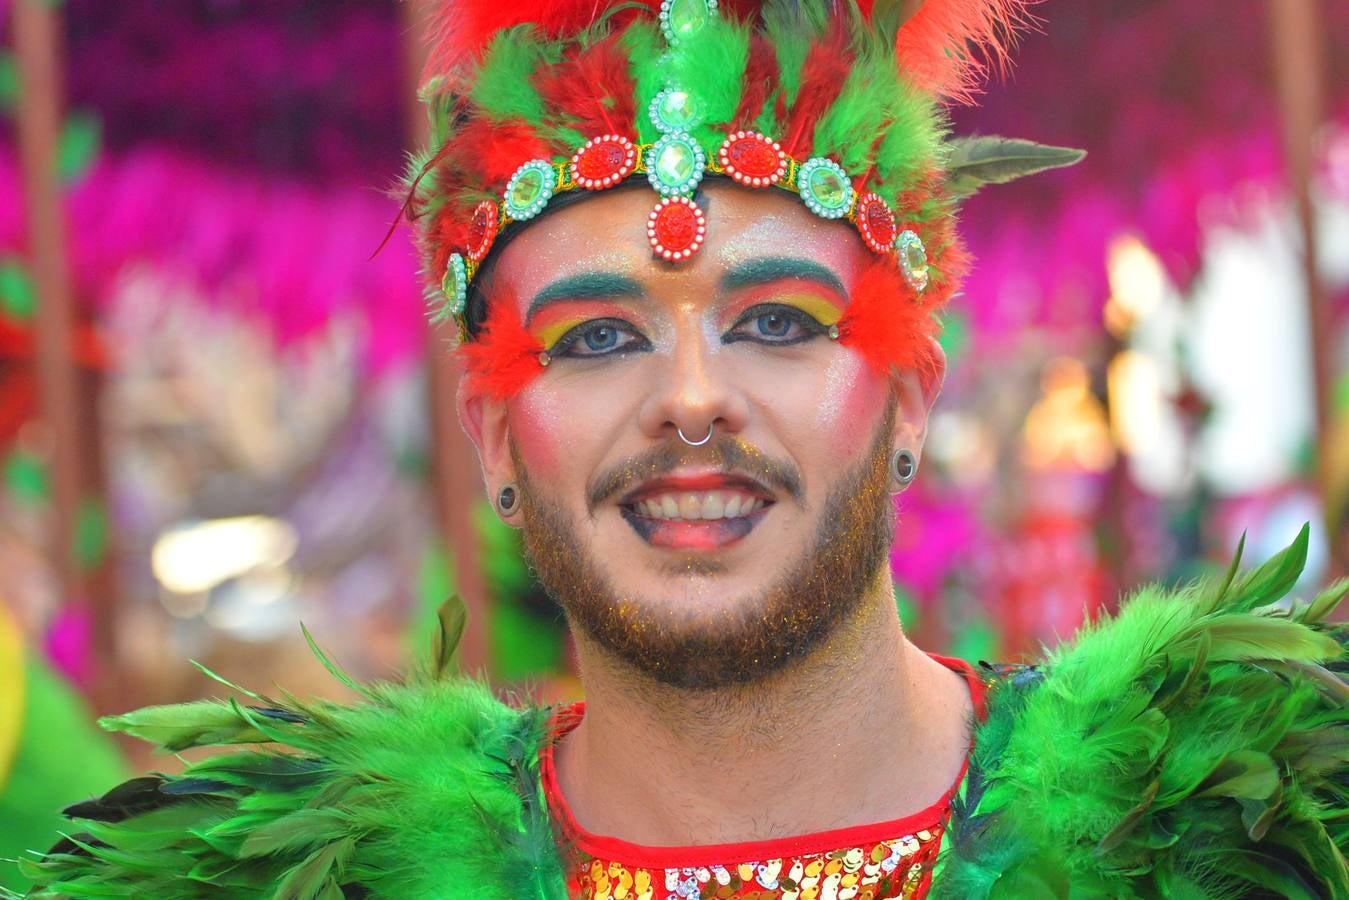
[571,134,636,190]
[466,200,499,262]
[718,131,786,187]
[647,197,706,261]
[857,193,897,255]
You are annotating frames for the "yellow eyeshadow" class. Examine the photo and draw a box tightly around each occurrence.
[757,292,844,327]
[533,317,589,351]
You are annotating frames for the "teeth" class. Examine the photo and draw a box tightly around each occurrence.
[635,490,764,521]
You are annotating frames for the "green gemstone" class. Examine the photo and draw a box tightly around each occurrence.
[656,90,699,131]
[667,0,711,40]
[808,167,849,210]
[897,231,930,291]
[903,242,927,273]
[655,140,696,187]
[508,168,545,209]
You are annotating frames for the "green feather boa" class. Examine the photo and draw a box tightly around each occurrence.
[10,529,1347,899]
[936,526,1349,898]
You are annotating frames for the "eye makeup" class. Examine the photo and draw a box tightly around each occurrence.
[528,300,643,351]
[719,281,847,331]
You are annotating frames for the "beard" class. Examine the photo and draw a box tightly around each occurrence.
[515,408,897,692]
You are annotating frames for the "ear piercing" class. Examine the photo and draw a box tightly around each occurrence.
[496,483,520,515]
[890,448,918,490]
[677,424,714,447]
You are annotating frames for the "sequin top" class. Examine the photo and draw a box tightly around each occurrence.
[540,656,985,900]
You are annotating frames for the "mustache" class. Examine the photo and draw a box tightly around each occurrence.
[587,436,804,510]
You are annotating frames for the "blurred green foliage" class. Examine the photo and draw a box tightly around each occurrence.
[0,260,36,320]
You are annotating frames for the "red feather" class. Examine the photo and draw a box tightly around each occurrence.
[733,34,780,128]
[894,0,1036,105]
[453,120,556,185]
[836,209,970,380]
[838,260,938,378]
[779,22,853,158]
[422,0,662,80]
[411,120,553,269]
[458,294,545,401]
[533,34,638,137]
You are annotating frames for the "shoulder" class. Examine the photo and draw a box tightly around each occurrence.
[937,528,1349,897]
[16,653,566,898]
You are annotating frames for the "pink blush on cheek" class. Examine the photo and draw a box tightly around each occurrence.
[812,354,889,454]
[507,390,568,477]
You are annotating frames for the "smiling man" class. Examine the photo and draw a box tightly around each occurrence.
[475,181,976,877]
[16,1,1348,898]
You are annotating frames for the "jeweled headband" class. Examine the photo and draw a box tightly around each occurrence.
[407,0,1081,398]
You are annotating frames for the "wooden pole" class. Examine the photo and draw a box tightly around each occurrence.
[11,2,88,627]
[400,0,492,673]
[1269,0,1343,576]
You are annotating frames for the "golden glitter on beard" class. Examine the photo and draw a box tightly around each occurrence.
[513,407,897,691]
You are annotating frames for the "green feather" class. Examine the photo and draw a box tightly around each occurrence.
[273,837,354,900]
[470,27,554,125]
[871,89,945,193]
[935,527,1349,898]
[761,0,827,109]
[665,16,750,148]
[22,636,566,898]
[99,701,269,753]
[619,21,665,145]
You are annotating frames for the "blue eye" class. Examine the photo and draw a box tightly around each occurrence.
[756,313,793,338]
[725,304,828,346]
[553,319,648,359]
[584,325,619,351]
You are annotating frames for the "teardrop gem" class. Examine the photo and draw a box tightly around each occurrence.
[661,0,716,44]
[797,157,852,219]
[650,89,701,134]
[896,230,930,292]
[436,253,468,321]
[504,160,556,221]
[509,169,544,208]
[809,168,847,208]
[647,133,706,196]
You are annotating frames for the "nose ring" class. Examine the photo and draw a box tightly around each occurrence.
[677,424,714,447]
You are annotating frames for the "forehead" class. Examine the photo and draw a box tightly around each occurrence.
[490,180,868,309]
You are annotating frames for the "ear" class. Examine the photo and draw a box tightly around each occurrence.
[888,337,947,460]
[457,375,518,504]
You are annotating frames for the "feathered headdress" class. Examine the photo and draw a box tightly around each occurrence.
[407,0,1082,398]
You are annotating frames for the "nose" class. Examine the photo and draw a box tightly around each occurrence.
[636,320,749,444]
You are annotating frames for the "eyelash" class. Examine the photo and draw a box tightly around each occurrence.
[723,303,830,346]
[549,318,651,359]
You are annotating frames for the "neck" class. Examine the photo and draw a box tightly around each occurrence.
[554,571,974,847]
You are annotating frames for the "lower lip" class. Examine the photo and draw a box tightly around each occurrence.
[620,506,769,550]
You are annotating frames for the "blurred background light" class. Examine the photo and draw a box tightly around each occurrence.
[1021,357,1115,473]
[150,514,296,595]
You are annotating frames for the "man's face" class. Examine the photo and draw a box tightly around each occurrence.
[462,182,937,688]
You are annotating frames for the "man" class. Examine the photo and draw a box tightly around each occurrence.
[14,1,1347,897]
